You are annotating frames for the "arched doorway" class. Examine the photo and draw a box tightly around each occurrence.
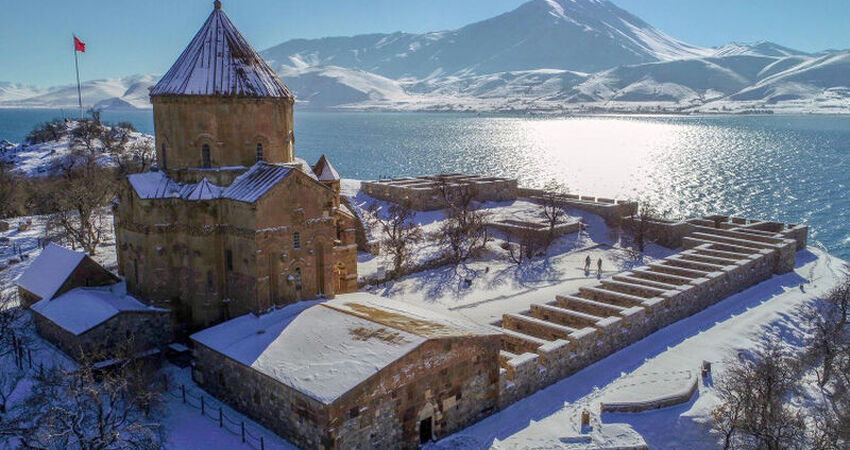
[334,263,347,294]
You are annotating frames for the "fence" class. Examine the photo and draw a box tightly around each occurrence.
[168,383,277,450]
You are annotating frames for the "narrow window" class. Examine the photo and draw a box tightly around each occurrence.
[161,143,168,169]
[207,270,215,292]
[201,144,211,168]
[225,249,233,272]
[256,143,264,162]
[294,267,302,292]
[133,259,139,285]
[293,231,301,250]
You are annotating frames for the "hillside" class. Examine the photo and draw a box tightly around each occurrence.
[2,0,848,113]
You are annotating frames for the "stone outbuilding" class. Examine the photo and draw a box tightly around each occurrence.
[190,293,501,449]
[113,1,358,335]
[16,243,118,307]
[16,244,171,363]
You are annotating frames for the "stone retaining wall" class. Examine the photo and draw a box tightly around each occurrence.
[495,221,801,409]
[362,174,517,211]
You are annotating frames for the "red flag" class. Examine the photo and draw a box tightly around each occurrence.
[74,36,86,53]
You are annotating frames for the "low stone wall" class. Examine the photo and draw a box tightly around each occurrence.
[495,222,799,409]
[623,215,808,253]
[486,219,583,241]
[362,174,518,211]
[519,189,638,227]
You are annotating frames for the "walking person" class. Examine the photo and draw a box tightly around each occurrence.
[597,257,603,277]
[584,255,592,273]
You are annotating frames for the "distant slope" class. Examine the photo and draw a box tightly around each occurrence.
[0,75,157,110]
[262,0,710,79]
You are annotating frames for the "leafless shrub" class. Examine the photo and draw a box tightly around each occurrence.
[622,201,661,255]
[503,226,546,265]
[538,180,568,245]
[435,180,489,264]
[16,345,166,449]
[711,341,807,449]
[365,201,423,277]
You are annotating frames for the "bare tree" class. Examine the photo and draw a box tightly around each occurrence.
[435,179,489,263]
[17,345,166,449]
[0,161,25,219]
[0,291,30,416]
[622,201,661,255]
[42,151,117,255]
[503,227,546,265]
[538,180,568,245]
[365,201,423,277]
[711,342,807,450]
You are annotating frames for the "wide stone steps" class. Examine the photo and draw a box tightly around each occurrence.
[555,295,627,317]
[612,274,680,291]
[663,257,726,272]
[502,313,580,342]
[679,253,740,266]
[578,287,647,308]
[648,262,709,279]
[530,303,606,329]
[599,279,668,299]
[629,268,693,286]
[500,327,549,355]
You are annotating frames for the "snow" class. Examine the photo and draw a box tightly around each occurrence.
[221,163,293,203]
[128,163,296,204]
[428,247,848,448]
[191,298,424,404]
[149,4,292,99]
[15,243,85,300]
[191,293,497,404]
[30,283,164,336]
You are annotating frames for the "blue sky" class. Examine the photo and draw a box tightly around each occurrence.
[1,0,848,86]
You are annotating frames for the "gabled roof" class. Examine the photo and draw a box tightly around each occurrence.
[221,163,293,203]
[312,155,340,181]
[16,244,86,300]
[31,285,166,336]
[127,164,295,204]
[190,293,499,404]
[150,2,293,98]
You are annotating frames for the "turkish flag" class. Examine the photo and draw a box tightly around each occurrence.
[74,36,86,53]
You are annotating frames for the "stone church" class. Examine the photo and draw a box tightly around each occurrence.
[113,0,358,333]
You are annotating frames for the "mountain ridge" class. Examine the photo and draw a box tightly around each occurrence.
[2,0,847,114]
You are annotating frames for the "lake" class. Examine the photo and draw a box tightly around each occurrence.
[2,109,849,260]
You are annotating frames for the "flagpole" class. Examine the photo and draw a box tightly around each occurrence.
[73,35,83,119]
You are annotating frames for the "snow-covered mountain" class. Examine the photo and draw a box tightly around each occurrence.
[2,0,848,113]
[262,0,710,79]
[0,75,157,110]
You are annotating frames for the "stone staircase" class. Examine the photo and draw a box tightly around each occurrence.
[496,218,807,407]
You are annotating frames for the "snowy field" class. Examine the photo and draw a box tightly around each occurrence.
[1,181,848,449]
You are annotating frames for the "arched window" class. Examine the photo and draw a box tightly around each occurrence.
[201,144,211,168]
[293,231,301,250]
[256,143,264,162]
[161,143,168,169]
[294,267,302,292]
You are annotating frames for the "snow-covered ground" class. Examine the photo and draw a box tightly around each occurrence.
[2,180,848,449]
[433,247,847,449]
[0,120,152,176]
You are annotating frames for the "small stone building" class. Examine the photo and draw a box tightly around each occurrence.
[16,243,118,307]
[17,244,171,362]
[113,1,358,334]
[190,293,501,449]
[30,285,171,363]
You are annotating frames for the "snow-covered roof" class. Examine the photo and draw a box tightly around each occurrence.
[313,155,340,181]
[150,2,293,99]
[31,284,166,336]
[221,164,292,203]
[127,164,294,204]
[191,293,498,404]
[16,243,85,300]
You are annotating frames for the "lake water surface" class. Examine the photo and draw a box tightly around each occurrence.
[2,109,848,259]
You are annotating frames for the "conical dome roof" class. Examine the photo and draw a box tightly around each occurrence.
[150,1,293,98]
